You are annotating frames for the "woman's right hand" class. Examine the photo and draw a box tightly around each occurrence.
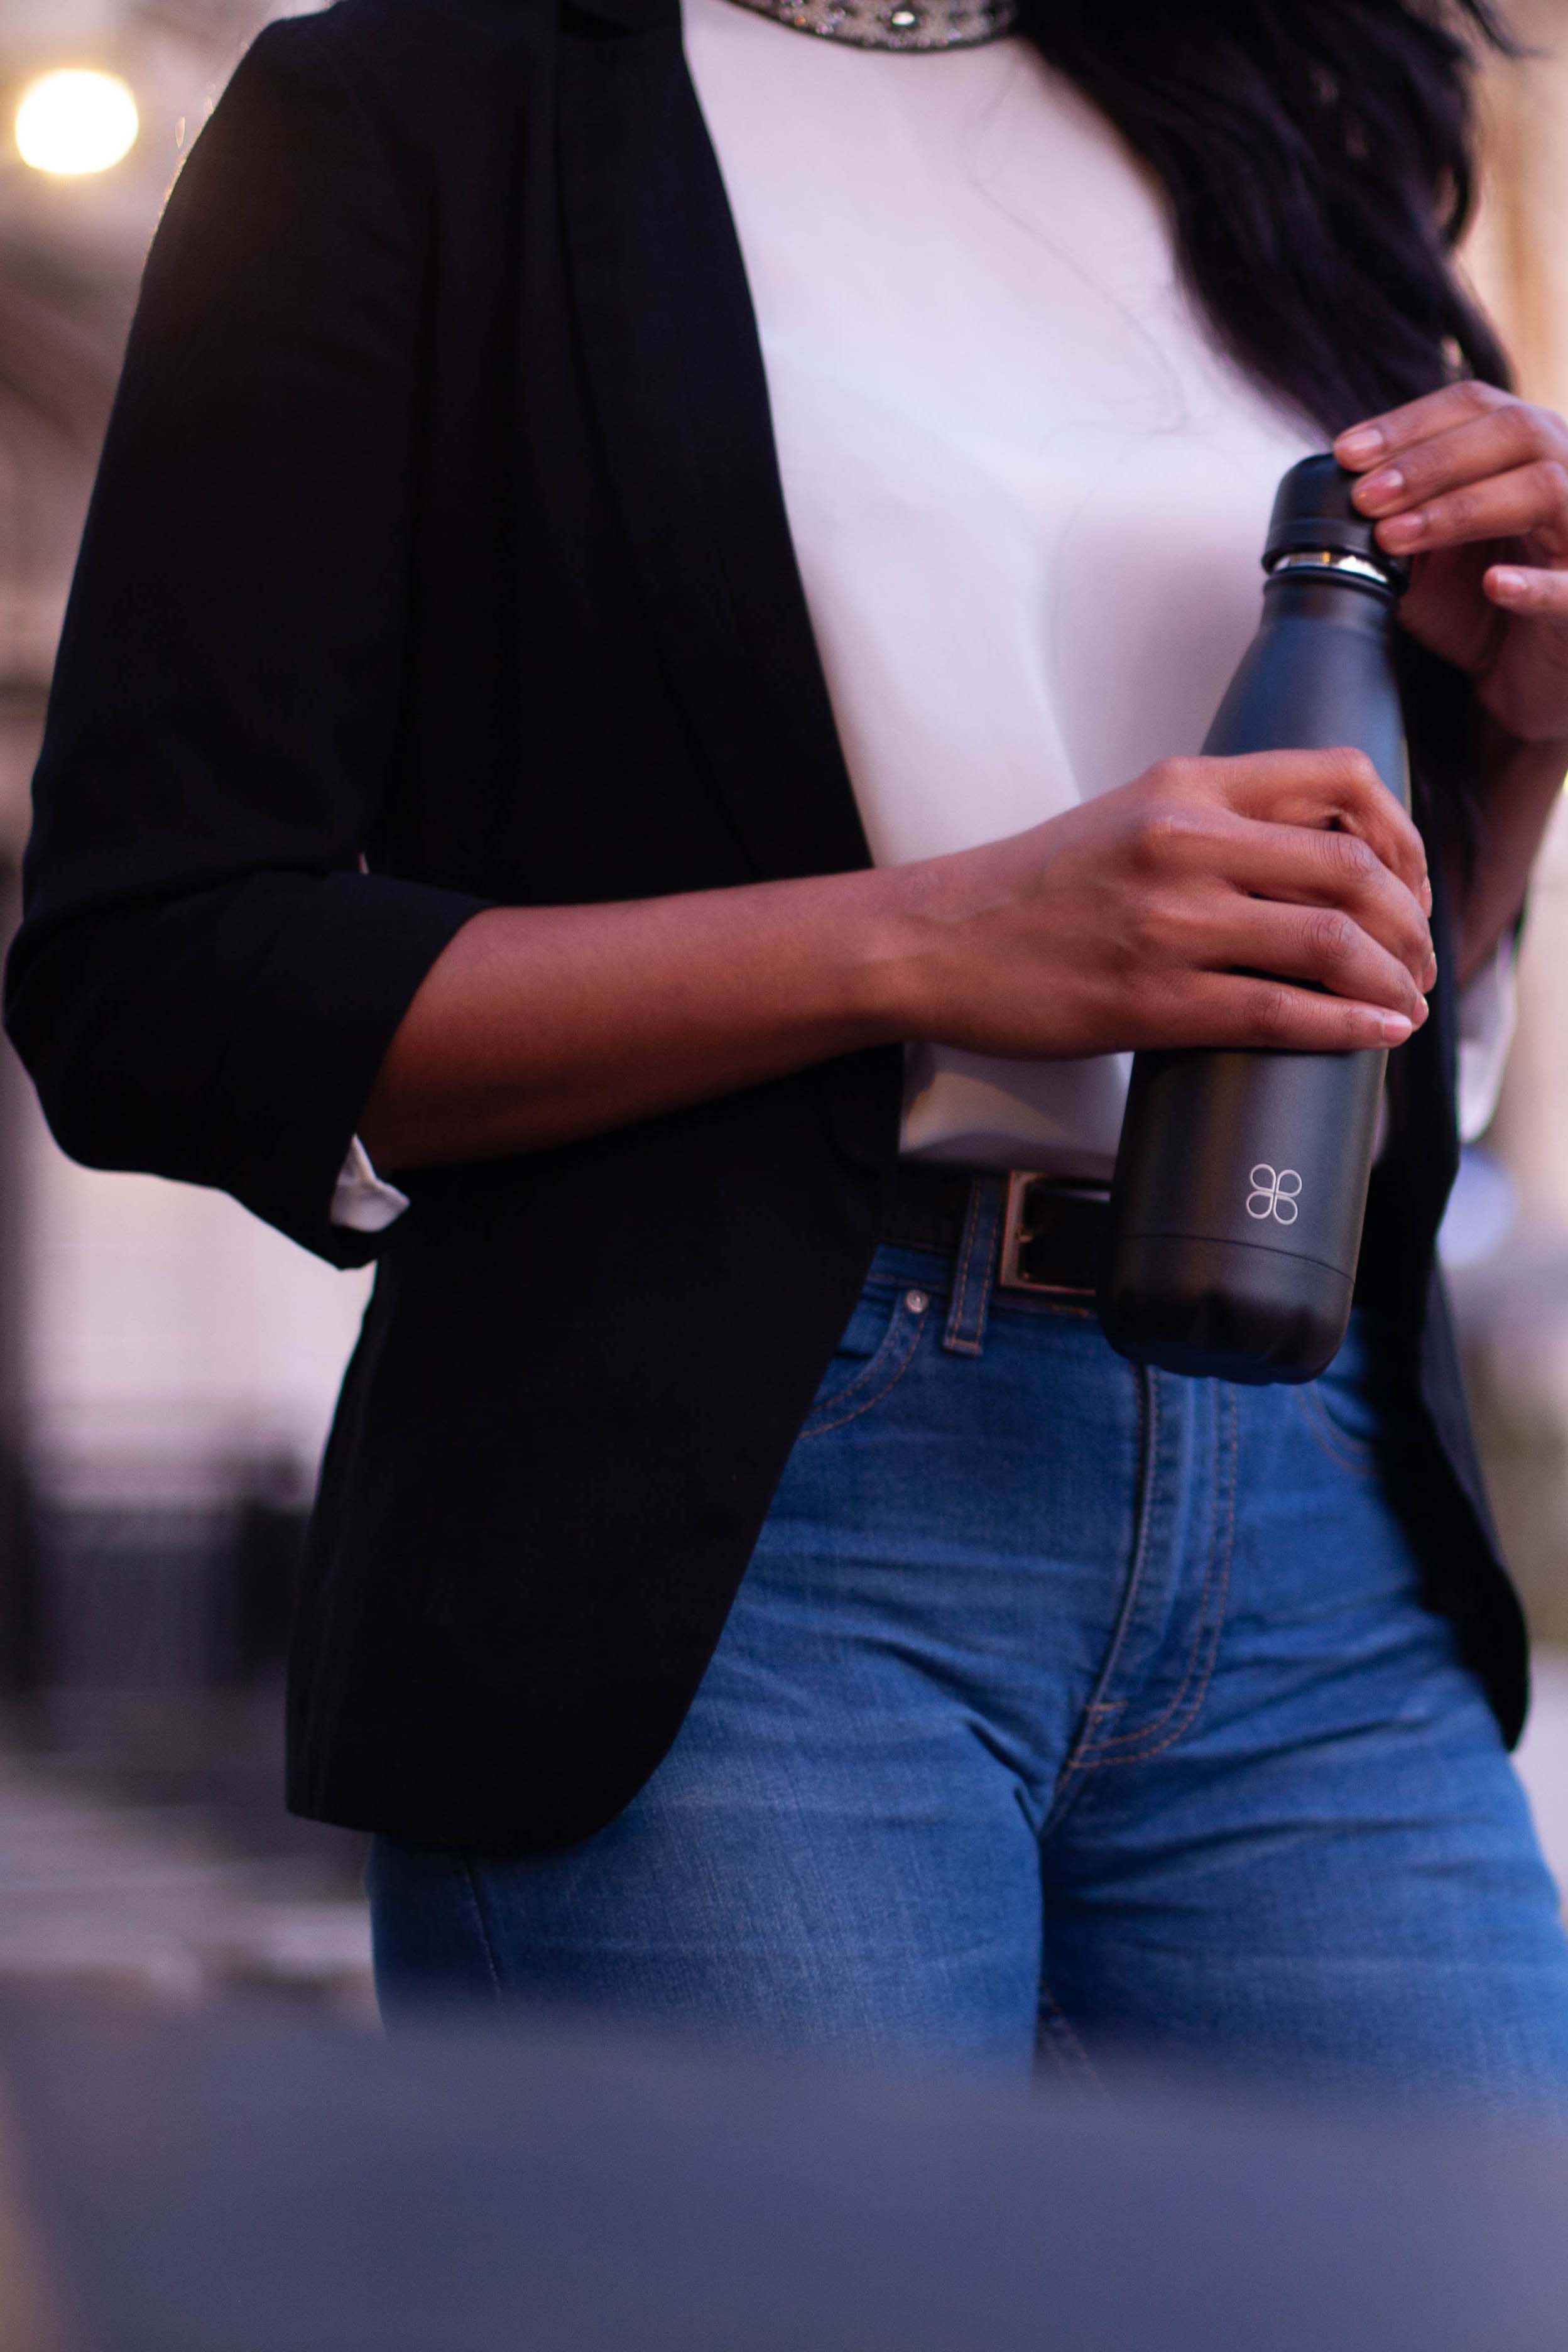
[362,744,1435,1172]
[886,746,1436,1060]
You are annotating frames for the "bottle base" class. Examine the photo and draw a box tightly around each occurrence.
[1097,1233,1354,1386]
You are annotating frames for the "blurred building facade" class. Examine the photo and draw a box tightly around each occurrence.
[1459,0,1568,1640]
[0,0,361,1518]
[0,0,358,1797]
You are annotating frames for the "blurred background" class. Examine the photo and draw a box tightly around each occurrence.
[0,0,1563,2023]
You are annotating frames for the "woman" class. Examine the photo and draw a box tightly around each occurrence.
[11,0,1568,2106]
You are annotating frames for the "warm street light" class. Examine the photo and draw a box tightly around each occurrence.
[16,69,139,178]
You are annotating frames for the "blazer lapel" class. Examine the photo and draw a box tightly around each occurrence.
[557,0,873,884]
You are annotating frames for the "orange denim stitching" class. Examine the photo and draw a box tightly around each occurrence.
[942,1177,1000,1357]
[799,1306,925,1439]
[1292,1382,1379,1480]
[1035,1975,1104,2088]
[1039,1367,1159,1839]
[1069,1383,1237,1769]
[943,1182,982,1348]
[459,1858,507,2009]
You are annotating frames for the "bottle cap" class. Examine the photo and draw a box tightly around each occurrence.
[1263,453,1408,586]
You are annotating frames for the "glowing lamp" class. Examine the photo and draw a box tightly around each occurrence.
[16,69,139,177]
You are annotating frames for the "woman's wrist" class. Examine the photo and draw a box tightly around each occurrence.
[845,844,1011,1054]
[815,860,920,1048]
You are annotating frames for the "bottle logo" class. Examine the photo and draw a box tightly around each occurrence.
[1247,1165,1302,1224]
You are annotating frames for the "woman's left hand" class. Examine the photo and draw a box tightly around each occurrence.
[1335,383,1568,748]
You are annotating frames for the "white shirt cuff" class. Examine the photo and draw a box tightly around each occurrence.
[1456,934,1518,1146]
[330,1135,410,1234]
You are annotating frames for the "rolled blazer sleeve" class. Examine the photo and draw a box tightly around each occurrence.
[3,20,488,1267]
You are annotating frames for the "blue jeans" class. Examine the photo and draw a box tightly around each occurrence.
[370,1201,1568,2117]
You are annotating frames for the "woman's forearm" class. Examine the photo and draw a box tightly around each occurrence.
[357,866,912,1170]
[1456,719,1568,988]
[357,748,1437,1175]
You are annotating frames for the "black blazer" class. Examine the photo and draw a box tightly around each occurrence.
[6,0,1528,1849]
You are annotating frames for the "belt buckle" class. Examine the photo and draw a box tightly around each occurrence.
[996,1172,1107,1299]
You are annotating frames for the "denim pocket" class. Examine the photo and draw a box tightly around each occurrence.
[1295,1364,1381,1474]
[798,1281,930,1439]
[1293,1320,1412,1476]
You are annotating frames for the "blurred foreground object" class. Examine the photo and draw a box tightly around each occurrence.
[3,2009,1568,2351]
[0,2083,69,2352]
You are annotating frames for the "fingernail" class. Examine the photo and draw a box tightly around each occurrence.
[1379,511,1425,547]
[1336,426,1385,464]
[1490,567,1530,597]
[1420,873,1433,913]
[1382,1013,1414,1043]
[1354,466,1405,510]
[1424,952,1438,989]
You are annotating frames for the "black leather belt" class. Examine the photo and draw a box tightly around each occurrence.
[881,1163,1110,1298]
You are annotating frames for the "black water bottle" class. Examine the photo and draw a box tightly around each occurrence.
[1097,455,1412,1386]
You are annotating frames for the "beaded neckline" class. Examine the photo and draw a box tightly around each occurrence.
[717,0,1018,53]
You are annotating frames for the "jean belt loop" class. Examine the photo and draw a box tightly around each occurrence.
[942,1174,1004,1358]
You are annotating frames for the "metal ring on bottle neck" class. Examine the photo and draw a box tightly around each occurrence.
[1265,547,1402,589]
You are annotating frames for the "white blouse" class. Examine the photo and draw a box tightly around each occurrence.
[332,0,1513,1233]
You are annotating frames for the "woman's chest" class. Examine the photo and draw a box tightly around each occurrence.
[682,0,1320,840]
